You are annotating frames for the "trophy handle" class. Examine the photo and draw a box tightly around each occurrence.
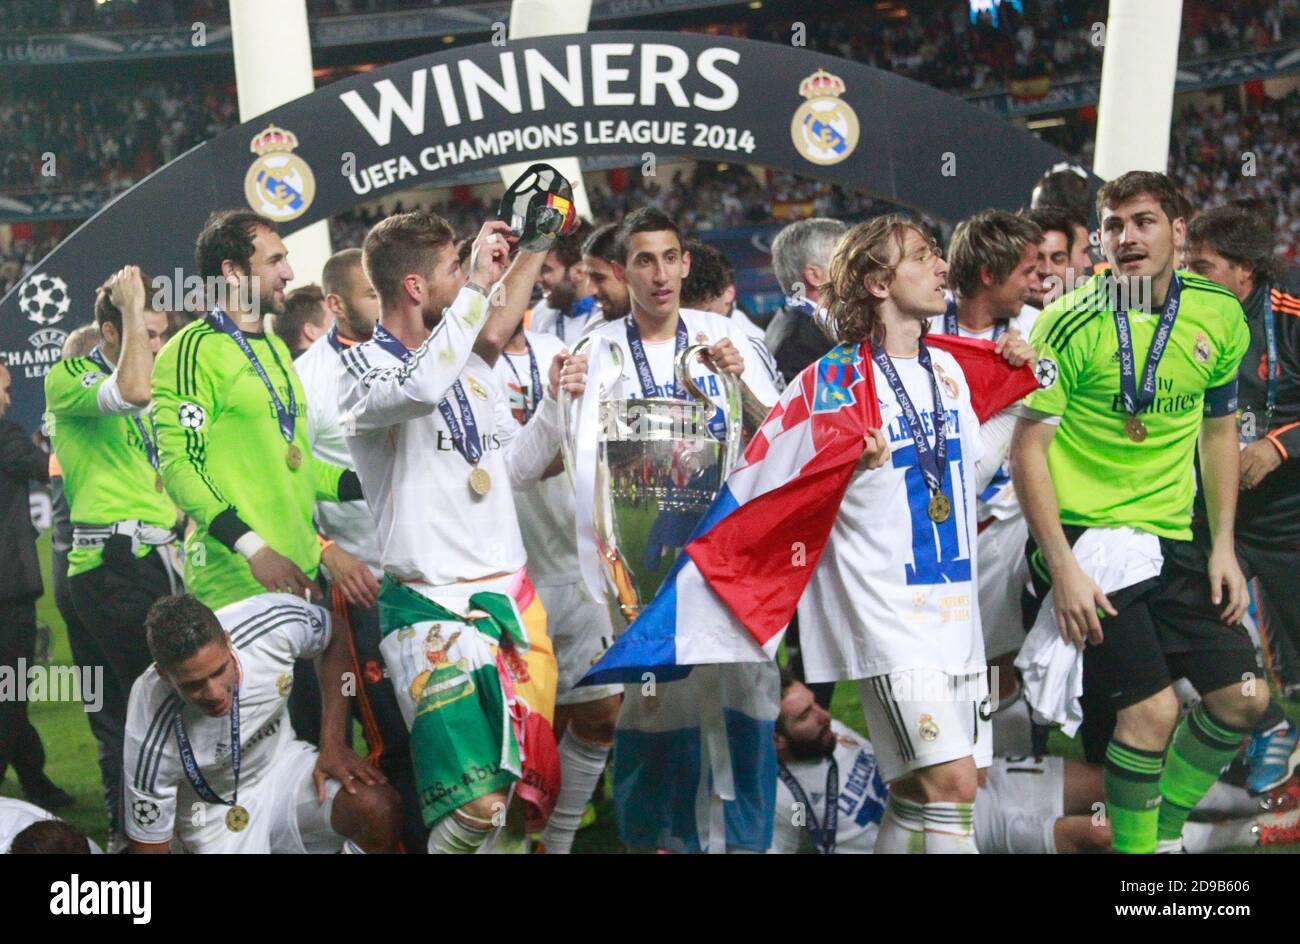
[676,343,743,478]
[558,334,593,489]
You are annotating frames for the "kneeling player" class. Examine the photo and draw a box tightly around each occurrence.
[771,677,1300,853]
[123,594,401,853]
[770,677,1110,854]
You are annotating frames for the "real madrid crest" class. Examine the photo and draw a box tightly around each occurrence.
[934,364,959,400]
[918,713,940,742]
[276,673,293,698]
[791,68,859,166]
[1194,333,1211,363]
[244,125,316,222]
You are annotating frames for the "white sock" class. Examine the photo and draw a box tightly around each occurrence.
[923,801,979,854]
[539,730,610,854]
[873,796,925,853]
[1181,819,1256,853]
[1192,780,1261,819]
[340,839,365,854]
[991,684,1034,757]
[427,811,493,854]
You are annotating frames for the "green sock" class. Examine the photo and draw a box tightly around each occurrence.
[1158,704,1249,843]
[1105,739,1165,854]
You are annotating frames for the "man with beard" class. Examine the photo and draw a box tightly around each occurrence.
[769,675,1287,853]
[580,223,631,326]
[338,211,575,854]
[150,212,377,798]
[294,247,424,849]
[528,223,598,344]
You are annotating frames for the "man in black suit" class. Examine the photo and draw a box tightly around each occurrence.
[0,361,70,809]
[763,218,848,385]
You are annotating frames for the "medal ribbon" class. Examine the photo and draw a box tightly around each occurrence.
[777,757,839,854]
[626,315,688,399]
[206,310,297,445]
[174,684,240,809]
[1113,275,1182,419]
[88,346,160,470]
[871,342,949,498]
[372,323,483,467]
[438,381,484,467]
[504,341,543,423]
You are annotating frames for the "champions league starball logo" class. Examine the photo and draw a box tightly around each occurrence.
[791,69,859,166]
[17,272,70,326]
[244,124,316,222]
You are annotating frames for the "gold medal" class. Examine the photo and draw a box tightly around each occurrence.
[469,467,492,496]
[155,473,165,493]
[225,804,249,833]
[927,493,951,523]
[1125,416,1148,443]
[286,444,303,470]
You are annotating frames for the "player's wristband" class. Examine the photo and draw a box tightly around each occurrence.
[465,281,488,298]
[234,532,268,561]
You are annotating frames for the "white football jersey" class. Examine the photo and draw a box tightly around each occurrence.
[122,593,331,844]
[295,330,382,574]
[338,287,564,586]
[769,720,889,854]
[584,308,782,417]
[728,305,766,342]
[798,346,985,682]
[495,330,579,587]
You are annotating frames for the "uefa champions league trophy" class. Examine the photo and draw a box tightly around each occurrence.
[560,339,743,627]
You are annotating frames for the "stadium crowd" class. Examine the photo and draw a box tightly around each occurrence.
[0,78,236,197]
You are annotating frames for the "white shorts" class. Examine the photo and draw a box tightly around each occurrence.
[974,755,1065,854]
[539,581,623,706]
[177,740,343,854]
[977,514,1030,660]
[856,670,992,784]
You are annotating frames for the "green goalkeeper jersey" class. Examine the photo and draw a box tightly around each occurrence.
[1023,271,1250,540]
[44,350,178,577]
[152,315,353,610]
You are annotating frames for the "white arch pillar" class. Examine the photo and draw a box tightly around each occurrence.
[229,0,333,292]
[1093,0,1184,181]
[498,0,595,221]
